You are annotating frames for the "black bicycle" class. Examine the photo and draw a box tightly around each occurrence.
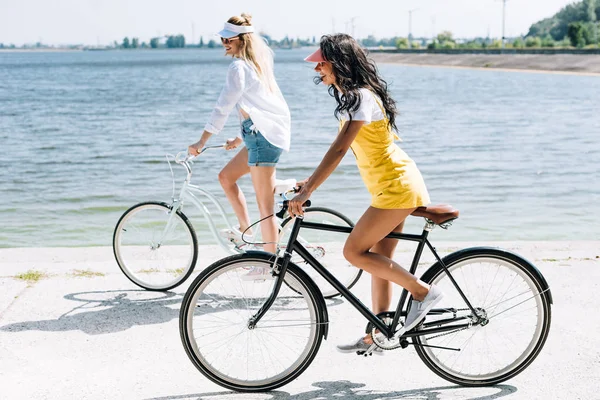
[179,202,552,392]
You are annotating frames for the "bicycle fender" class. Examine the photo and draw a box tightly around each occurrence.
[420,246,553,304]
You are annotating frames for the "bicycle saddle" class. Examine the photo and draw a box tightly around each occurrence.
[411,204,459,226]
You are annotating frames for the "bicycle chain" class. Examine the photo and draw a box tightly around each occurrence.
[371,307,474,350]
[423,308,475,340]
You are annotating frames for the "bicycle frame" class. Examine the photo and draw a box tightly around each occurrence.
[155,149,299,256]
[250,216,482,340]
[157,149,244,254]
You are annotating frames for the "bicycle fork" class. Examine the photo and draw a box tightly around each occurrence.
[154,199,183,249]
[247,215,303,329]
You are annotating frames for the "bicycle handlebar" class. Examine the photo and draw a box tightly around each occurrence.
[175,145,226,165]
[276,199,311,219]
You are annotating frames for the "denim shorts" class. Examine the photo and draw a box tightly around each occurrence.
[241,118,283,167]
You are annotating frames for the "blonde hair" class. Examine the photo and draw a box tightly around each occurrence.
[228,13,277,92]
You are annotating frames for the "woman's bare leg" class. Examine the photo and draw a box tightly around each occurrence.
[218,148,252,232]
[249,165,278,253]
[360,221,405,344]
[343,207,430,300]
[370,220,406,315]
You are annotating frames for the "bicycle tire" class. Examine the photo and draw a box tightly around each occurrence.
[279,207,361,298]
[179,251,327,392]
[113,201,198,291]
[413,247,552,386]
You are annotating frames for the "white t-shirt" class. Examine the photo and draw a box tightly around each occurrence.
[204,59,291,151]
[341,88,385,124]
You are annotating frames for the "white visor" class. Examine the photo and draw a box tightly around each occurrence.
[217,22,255,38]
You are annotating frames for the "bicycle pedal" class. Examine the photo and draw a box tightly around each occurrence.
[356,349,375,357]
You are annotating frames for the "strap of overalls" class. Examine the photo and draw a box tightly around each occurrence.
[370,91,401,141]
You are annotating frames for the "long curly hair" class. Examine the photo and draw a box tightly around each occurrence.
[315,34,398,132]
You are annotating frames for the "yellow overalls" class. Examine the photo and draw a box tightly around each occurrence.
[345,93,430,209]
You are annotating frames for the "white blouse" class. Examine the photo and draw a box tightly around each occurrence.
[204,59,291,151]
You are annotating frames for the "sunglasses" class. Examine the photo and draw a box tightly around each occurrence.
[220,36,240,45]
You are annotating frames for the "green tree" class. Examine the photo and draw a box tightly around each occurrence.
[361,35,378,47]
[131,38,139,48]
[512,37,525,48]
[568,22,587,46]
[411,41,422,49]
[166,35,185,48]
[437,31,454,43]
[122,37,130,49]
[150,37,159,48]
[207,39,217,48]
[489,39,503,48]
[527,0,595,40]
[588,0,597,21]
[199,37,204,48]
[395,37,409,49]
[541,35,556,47]
[427,40,441,50]
[525,36,542,47]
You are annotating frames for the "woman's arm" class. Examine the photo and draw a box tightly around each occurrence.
[189,63,245,155]
[288,120,365,216]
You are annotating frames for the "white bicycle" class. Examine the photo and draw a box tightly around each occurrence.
[112,147,361,297]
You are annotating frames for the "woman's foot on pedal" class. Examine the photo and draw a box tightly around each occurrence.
[241,266,273,281]
[336,336,384,356]
[220,225,253,247]
[404,285,444,332]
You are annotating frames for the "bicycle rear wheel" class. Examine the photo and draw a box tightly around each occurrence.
[279,207,361,298]
[413,248,552,386]
[179,252,326,392]
[113,201,198,291]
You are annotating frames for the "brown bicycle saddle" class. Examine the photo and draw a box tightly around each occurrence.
[411,204,460,226]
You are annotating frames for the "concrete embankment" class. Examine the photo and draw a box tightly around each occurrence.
[370,52,600,75]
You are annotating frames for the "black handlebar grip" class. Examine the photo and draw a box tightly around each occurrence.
[275,199,312,219]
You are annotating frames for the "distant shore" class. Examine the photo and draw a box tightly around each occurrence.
[370,53,600,75]
[0,48,82,53]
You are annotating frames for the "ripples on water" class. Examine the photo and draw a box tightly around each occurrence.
[1,49,599,247]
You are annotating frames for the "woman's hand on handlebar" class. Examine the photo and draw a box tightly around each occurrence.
[188,140,205,156]
[288,187,312,218]
[225,137,243,151]
[295,177,309,191]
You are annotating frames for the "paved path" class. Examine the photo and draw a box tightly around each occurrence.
[1,242,599,399]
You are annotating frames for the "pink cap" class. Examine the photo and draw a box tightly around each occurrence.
[304,48,325,62]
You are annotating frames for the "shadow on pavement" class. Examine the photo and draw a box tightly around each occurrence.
[0,289,343,335]
[146,381,517,399]
[0,290,183,335]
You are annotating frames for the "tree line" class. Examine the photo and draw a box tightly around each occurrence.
[388,0,599,50]
[115,34,186,49]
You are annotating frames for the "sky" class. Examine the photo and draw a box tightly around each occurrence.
[0,0,580,46]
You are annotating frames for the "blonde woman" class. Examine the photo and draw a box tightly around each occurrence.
[189,14,291,274]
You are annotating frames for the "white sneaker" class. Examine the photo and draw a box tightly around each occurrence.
[336,336,384,356]
[240,266,273,281]
[403,285,445,332]
[220,225,253,247]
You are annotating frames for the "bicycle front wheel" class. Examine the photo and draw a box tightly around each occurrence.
[279,207,361,298]
[113,201,198,291]
[413,248,552,386]
[180,252,326,392]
